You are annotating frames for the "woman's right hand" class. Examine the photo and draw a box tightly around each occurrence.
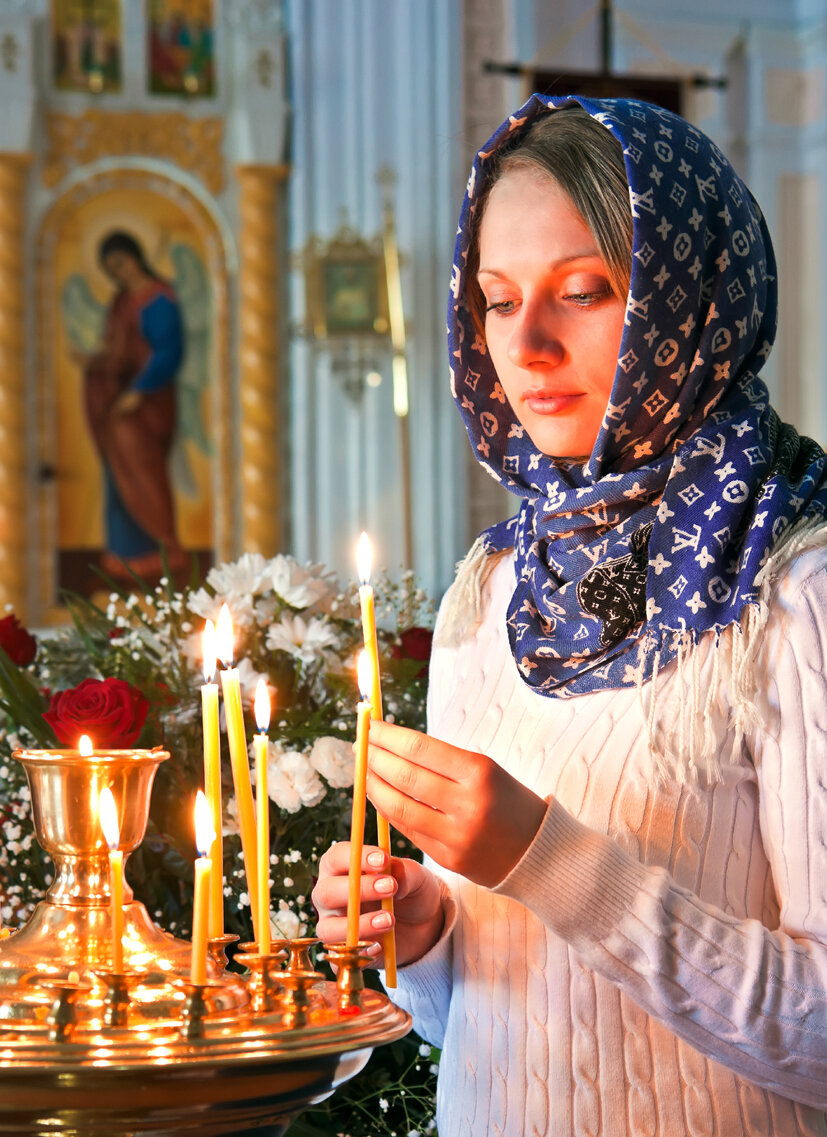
[312,843,445,969]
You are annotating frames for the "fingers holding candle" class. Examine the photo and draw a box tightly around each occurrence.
[365,719,548,889]
[313,841,445,969]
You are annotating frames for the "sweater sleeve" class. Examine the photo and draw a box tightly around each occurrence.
[380,870,458,1048]
[494,557,827,1110]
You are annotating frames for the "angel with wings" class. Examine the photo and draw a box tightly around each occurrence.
[63,230,211,583]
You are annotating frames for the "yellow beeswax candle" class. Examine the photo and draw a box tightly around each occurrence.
[201,620,224,938]
[356,532,397,985]
[347,652,373,947]
[216,603,260,945]
[191,791,214,986]
[99,786,124,974]
[254,678,272,955]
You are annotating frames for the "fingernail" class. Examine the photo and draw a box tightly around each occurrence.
[371,911,392,930]
[374,876,395,895]
[367,852,385,867]
[366,941,382,955]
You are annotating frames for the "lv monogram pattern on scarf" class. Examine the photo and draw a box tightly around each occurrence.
[449,95,827,695]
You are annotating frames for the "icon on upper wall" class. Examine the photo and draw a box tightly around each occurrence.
[52,0,123,94]
[147,0,216,98]
[300,225,390,342]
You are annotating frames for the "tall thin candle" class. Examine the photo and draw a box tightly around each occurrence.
[254,678,272,955]
[356,532,397,985]
[347,651,372,946]
[191,791,214,986]
[99,785,124,974]
[201,620,224,938]
[216,603,260,944]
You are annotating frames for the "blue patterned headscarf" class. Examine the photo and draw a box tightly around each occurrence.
[450,94,827,695]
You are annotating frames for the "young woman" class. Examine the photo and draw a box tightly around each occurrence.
[314,95,827,1135]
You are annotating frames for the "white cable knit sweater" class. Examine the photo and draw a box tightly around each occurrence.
[388,546,827,1137]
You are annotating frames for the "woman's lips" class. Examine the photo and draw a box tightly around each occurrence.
[523,391,583,415]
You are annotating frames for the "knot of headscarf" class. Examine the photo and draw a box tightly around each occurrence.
[449,95,827,694]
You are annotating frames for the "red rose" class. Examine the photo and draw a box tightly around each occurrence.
[44,677,149,748]
[391,627,433,678]
[0,614,37,667]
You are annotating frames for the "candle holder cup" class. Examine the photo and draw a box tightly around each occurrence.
[207,932,240,973]
[324,941,374,1011]
[280,969,325,1030]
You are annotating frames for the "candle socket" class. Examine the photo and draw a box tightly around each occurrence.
[285,936,321,974]
[207,933,240,973]
[41,979,91,1043]
[177,981,220,1041]
[93,969,145,1029]
[279,970,324,1030]
[241,952,286,1014]
[324,942,373,1011]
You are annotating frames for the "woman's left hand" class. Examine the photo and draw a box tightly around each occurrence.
[366,720,548,888]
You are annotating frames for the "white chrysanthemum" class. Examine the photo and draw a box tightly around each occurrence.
[187,588,256,629]
[269,555,336,611]
[266,744,326,813]
[270,899,303,939]
[265,613,338,664]
[309,736,354,789]
[207,553,270,597]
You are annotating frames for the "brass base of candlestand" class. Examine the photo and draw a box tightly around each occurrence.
[0,748,411,1135]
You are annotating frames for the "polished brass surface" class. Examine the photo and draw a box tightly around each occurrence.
[0,749,411,1135]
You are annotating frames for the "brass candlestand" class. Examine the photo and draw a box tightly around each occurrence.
[0,747,409,1136]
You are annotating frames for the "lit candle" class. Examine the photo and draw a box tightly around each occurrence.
[79,735,93,757]
[355,532,397,985]
[99,786,124,974]
[347,651,373,946]
[215,603,260,944]
[254,678,271,955]
[201,621,224,938]
[191,790,214,986]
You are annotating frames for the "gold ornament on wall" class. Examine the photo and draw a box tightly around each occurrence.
[43,111,225,194]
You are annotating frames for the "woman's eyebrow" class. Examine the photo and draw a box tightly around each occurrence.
[477,253,603,278]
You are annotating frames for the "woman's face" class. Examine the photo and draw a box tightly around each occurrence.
[477,167,626,459]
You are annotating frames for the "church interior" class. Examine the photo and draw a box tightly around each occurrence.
[0,3,825,1136]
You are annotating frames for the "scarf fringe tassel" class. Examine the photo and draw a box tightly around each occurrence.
[439,519,827,784]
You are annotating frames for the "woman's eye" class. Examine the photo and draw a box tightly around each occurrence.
[563,287,613,306]
[485,299,518,315]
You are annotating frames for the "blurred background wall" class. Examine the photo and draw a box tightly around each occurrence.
[2,0,825,620]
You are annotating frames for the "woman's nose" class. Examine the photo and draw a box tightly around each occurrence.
[506,307,564,368]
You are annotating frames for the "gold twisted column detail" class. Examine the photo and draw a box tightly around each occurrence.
[237,164,289,557]
[0,154,32,618]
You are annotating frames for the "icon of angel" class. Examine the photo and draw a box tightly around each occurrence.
[61,231,212,583]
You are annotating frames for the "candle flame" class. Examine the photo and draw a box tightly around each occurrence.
[202,620,217,683]
[79,735,93,757]
[194,790,215,857]
[99,787,119,850]
[357,649,372,702]
[215,604,234,667]
[356,531,372,585]
[254,677,271,732]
